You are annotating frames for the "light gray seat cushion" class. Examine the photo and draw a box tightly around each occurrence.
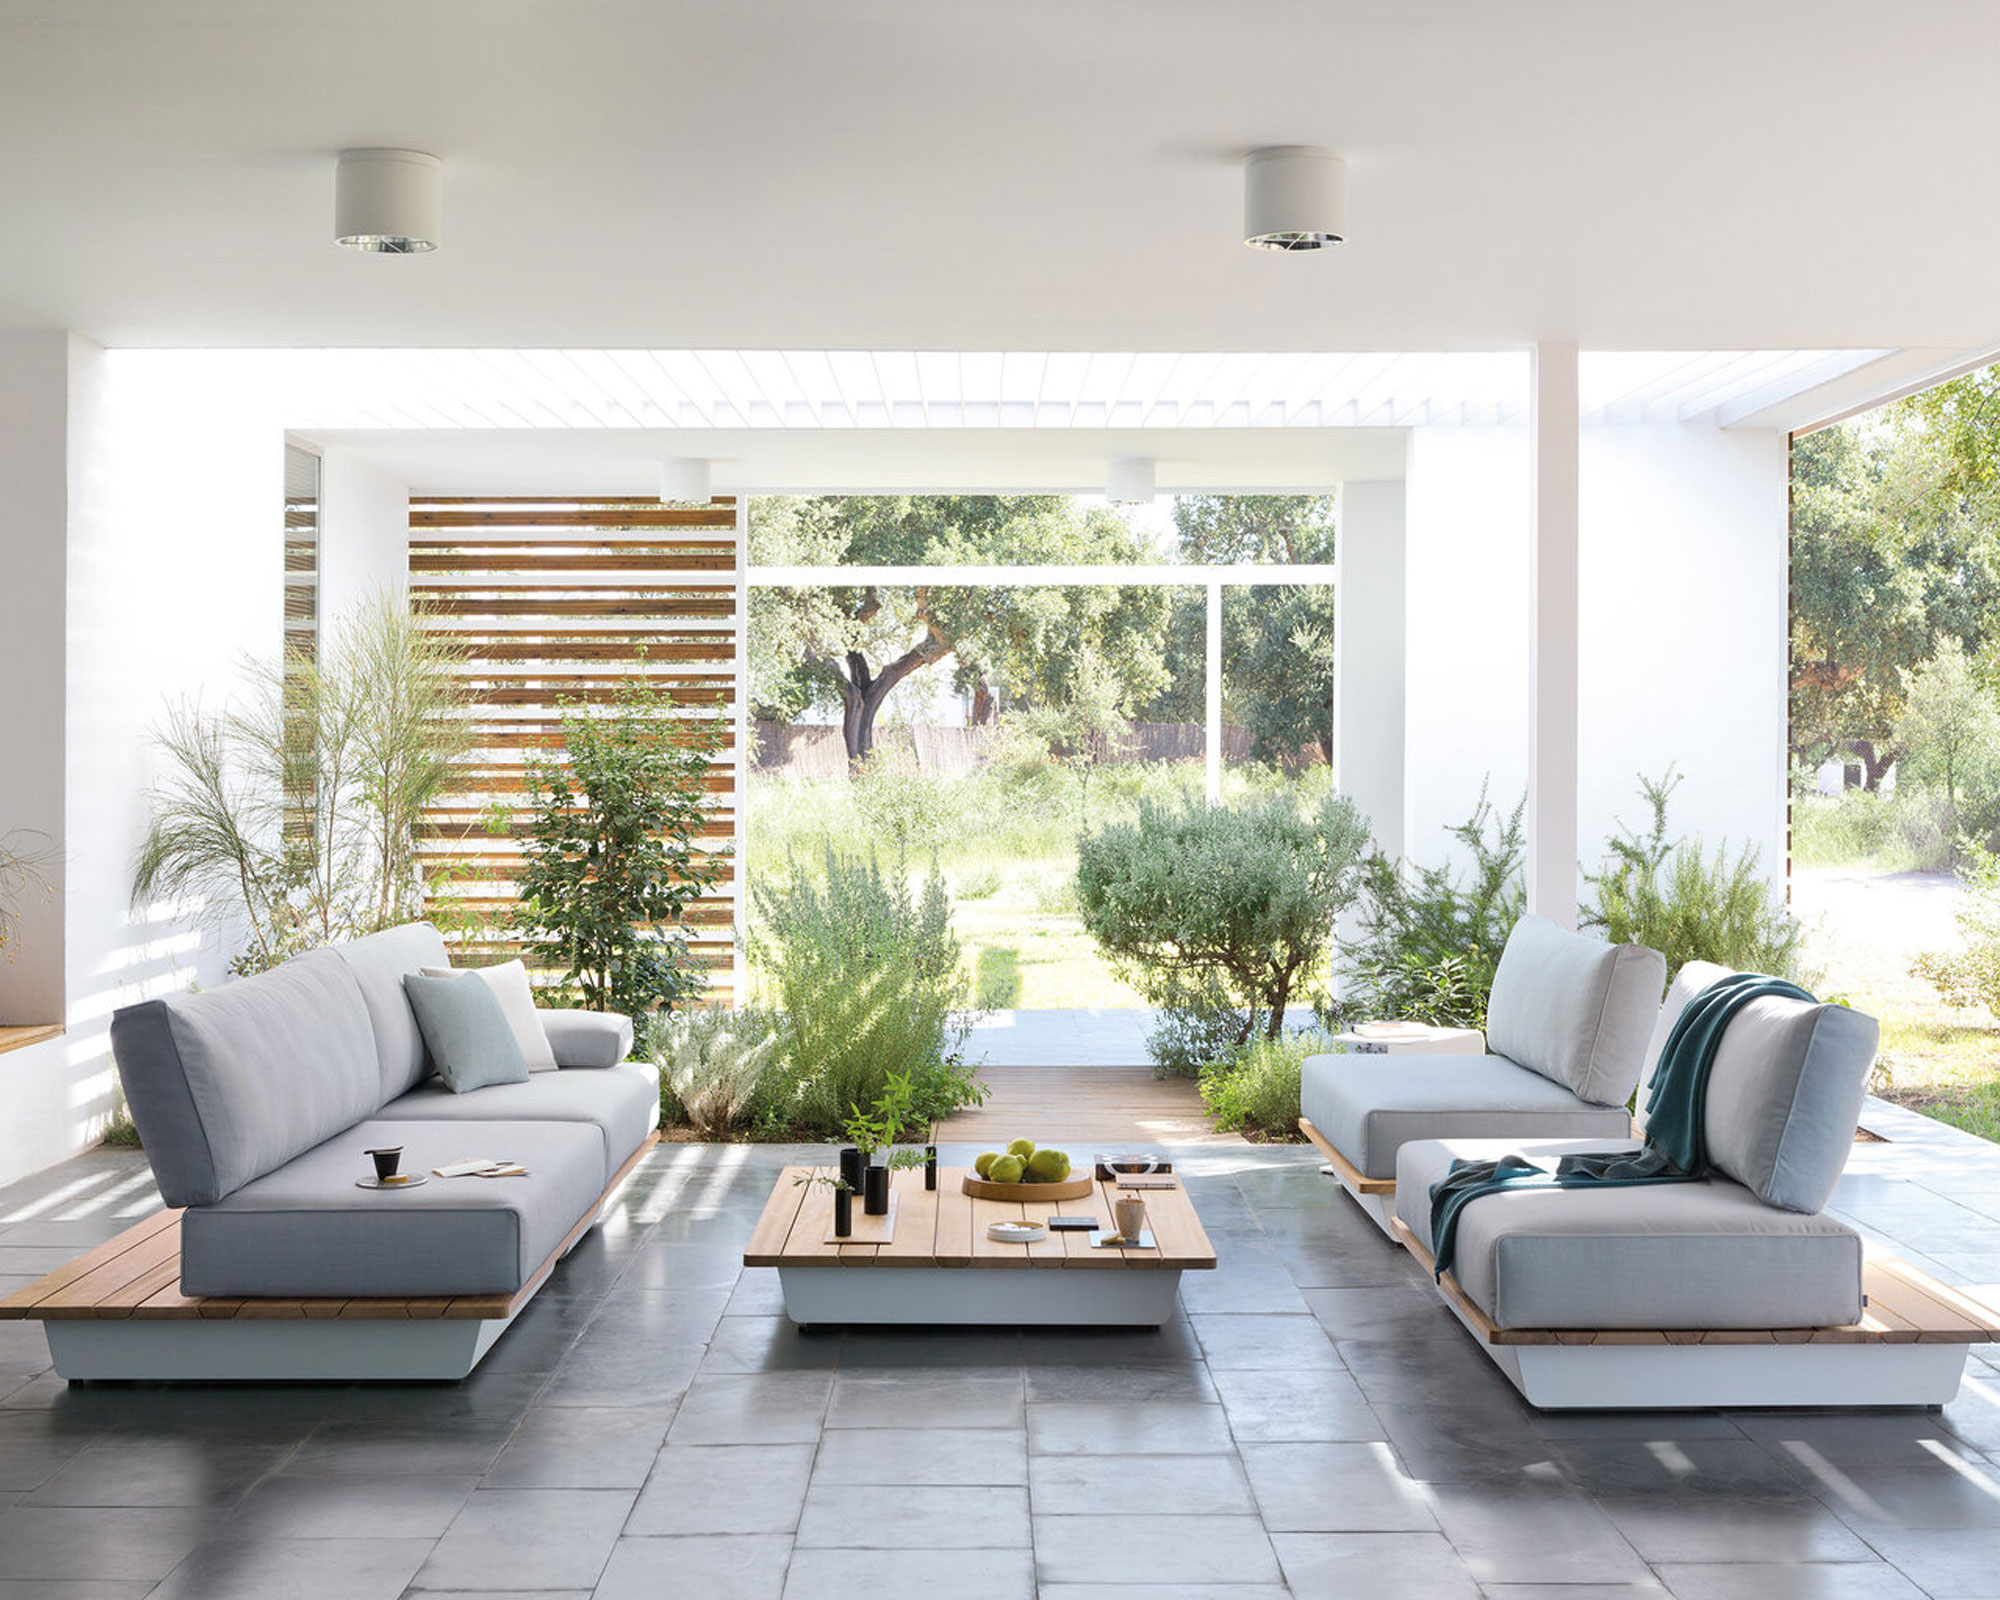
[1701,994,1879,1213]
[1633,959,1732,1131]
[109,948,383,1208]
[538,1008,636,1068]
[1395,1137,1864,1330]
[333,921,452,1101]
[1301,1053,1632,1182]
[384,1061,661,1186]
[1485,916,1667,1105]
[179,1118,606,1298]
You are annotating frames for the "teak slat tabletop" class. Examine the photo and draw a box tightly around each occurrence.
[743,1166,1217,1272]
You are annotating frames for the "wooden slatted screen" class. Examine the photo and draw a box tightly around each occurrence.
[410,496,740,1003]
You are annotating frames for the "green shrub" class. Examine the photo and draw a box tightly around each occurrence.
[1343,785,1523,1030]
[853,755,963,854]
[1076,789,1371,1069]
[1914,842,2000,1018]
[653,1006,782,1137]
[750,843,984,1134]
[1583,768,1807,981]
[1792,785,1954,873]
[1147,989,1249,1079]
[954,865,1003,900]
[1198,1030,1336,1140]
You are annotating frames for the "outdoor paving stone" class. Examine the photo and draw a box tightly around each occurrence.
[1549,1437,1812,1499]
[1034,1512,1282,1586]
[0,1507,222,1582]
[1842,1527,2000,1597]
[538,1325,707,1410]
[1271,1530,1482,1600]
[1656,1562,1927,1599]
[146,1535,432,1600]
[1177,1262,1312,1314]
[780,1546,1034,1600]
[617,1241,752,1293]
[1732,1409,1971,1469]
[221,1470,477,1540]
[0,1582,158,1598]
[699,1314,843,1374]
[723,1270,788,1316]
[1026,1400,1236,1456]
[1478,1586,1669,1599]
[795,1482,1031,1548]
[1190,1312,1344,1369]
[1017,1320,1203,1368]
[833,1328,1025,1369]
[1210,1367,1386,1441]
[21,1441,286,1507]
[812,1425,1027,1485]
[1237,1441,1437,1532]
[413,1486,637,1591]
[825,1370,1025,1429]
[625,1443,814,1535]
[665,1373,832,1445]
[594,1534,790,1600]
[480,1404,677,1489]
[1424,1480,1654,1585]
[1802,1461,2000,1529]
[0,1420,93,1493]
[1598,1496,1876,1564]
[1023,1361,1218,1405]
[1037,1588,1292,1600]
[1028,1451,1256,1515]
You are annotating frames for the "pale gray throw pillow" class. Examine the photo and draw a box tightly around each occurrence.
[402,971,531,1093]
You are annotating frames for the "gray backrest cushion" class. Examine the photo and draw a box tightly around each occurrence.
[333,921,451,1102]
[403,972,531,1093]
[108,948,382,1208]
[1484,915,1668,1106]
[1704,995,1879,1213]
[1633,959,1733,1132]
[537,1008,636,1068]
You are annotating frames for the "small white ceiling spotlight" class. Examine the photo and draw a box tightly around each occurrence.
[659,458,713,505]
[1243,145,1347,251]
[334,149,442,253]
[1105,458,1156,505]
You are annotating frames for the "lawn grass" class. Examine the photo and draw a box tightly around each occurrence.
[1872,1001,2000,1143]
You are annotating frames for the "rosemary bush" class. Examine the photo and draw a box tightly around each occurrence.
[749,844,982,1135]
[653,1006,782,1136]
[1197,1029,1335,1141]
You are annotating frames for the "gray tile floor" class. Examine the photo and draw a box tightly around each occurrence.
[4,1104,2000,1597]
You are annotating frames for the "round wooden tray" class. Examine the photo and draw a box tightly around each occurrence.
[960,1172,1095,1202]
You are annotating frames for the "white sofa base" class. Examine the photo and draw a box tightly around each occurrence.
[44,1309,523,1383]
[778,1265,1183,1327]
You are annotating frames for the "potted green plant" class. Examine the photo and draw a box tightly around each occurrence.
[792,1170,855,1236]
[843,1069,928,1215]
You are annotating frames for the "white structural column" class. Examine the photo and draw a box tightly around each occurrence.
[1528,343,1582,927]
[1205,578,1224,804]
[1334,479,1407,859]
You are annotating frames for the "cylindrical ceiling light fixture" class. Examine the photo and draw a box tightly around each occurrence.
[659,459,712,505]
[1243,146,1347,251]
[334,149,442,253]
[1106,458,1156,505]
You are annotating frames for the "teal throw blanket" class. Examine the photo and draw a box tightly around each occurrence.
[1426,971,1814,1281]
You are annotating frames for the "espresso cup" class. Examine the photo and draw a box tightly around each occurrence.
[366,1146,403,1182]
[1114,1195,1147,1242]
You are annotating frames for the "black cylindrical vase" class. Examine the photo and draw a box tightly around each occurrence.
[832,1185,853,1237]
[924,1145,938,1191]
[839,1146,865,1195]
[863,1163,890,1215]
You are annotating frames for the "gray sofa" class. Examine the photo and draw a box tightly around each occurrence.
[112,922,655,1301]
[1301,916,1667,1232]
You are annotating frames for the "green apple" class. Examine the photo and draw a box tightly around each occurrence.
[1025,1149,1070,1183]
[973,1151,1001,1179]
[1006,1138,1036,1159]
[987,1154,1026,1184]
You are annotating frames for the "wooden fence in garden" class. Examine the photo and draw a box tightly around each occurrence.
[409,496,740,1002]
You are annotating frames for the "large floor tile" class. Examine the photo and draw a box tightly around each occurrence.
[795,1482,1030,1548]
[1210,1367,1386,1442]
[1027,1400,1236,1456]
[781,1546,1033,1600]
[480,1403,677,1489]
[1190,1312,1344,1370]
[1598,1496,1876,1564]
[812,1426,1027,1486]
[21,1441,285,1508]
[0,1506,222,1582]
[1034,1513,1282,1585]
[594,1534,791,1600]
[222,1470,477,1540]
[1271,1530,1482,1600]
[1237,1441,1435,1532]
[1656,1561,1928,1599]
[1029,1451,1256,1515]
[1023,1361,1218,1405]
[625,1443,813,1535]
[665,1373,833,1445]
[414,1487,637,1591]
[825,1371,1025,1429]
[1425,1480,1653,1585]
[147,1536,431,1600]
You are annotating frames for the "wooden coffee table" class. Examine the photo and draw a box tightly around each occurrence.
[743,1165,1216,1327]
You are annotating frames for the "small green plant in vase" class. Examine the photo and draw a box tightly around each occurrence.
[791,1170,856,1237]
[844,1069,931,1214]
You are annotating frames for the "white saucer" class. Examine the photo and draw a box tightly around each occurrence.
[986,1221,1047,1243]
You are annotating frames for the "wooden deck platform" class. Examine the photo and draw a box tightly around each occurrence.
[933,1063,1242,1148]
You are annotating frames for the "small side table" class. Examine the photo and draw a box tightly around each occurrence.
[1331,1022,1485,1056]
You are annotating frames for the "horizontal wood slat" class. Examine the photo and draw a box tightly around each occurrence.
[412,497,740,992]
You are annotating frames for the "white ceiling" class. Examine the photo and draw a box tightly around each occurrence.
[4,1,2000,357]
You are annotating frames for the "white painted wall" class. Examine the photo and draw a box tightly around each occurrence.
[1402,426,1533,873]
[1578,424,1790,885]
[1335,478,1407,861]
[318,444,410,622]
